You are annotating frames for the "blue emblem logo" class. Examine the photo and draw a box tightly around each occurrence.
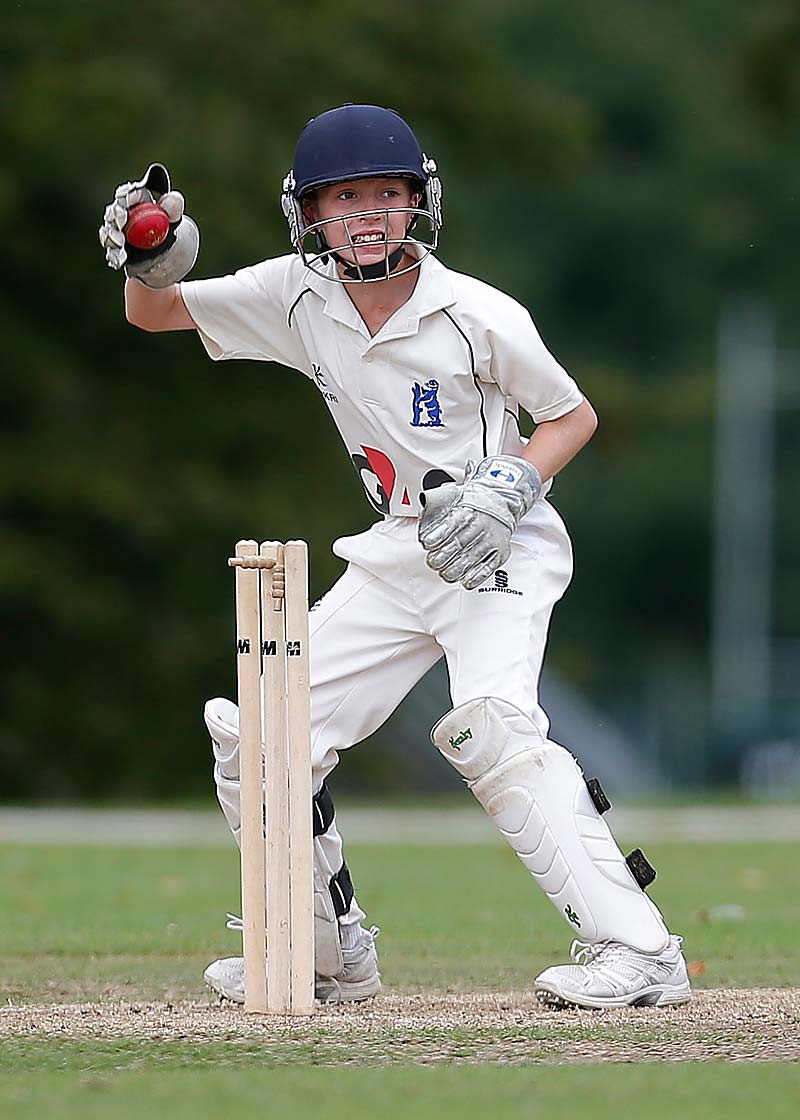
[486,459,522,484]
[410,380,443,428]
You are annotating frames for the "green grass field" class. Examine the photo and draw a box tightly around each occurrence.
[1,827,799,1116]
[2,839,797,996]
[1,1066,800,1120]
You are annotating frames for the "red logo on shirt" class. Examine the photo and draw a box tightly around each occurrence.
[349,456,455,514]
[351,446,396,514]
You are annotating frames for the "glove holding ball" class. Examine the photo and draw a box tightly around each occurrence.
[99,163,200,288]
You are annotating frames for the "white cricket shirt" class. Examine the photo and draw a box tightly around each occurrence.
[181,252,584,517]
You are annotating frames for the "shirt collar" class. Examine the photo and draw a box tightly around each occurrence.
[302,250,456,343]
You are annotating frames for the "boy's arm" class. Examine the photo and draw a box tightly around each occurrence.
[125,278,197,332]
[103,166,308,365]
[520,398,598,481]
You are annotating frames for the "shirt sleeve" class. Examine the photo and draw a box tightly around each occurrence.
[482,293,584,424]
[180,256,309,371]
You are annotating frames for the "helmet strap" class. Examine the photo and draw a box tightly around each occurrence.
[313,229,330,263]
[333,244,406,281]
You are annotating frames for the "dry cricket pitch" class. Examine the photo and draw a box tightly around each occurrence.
[3,988,799,1064]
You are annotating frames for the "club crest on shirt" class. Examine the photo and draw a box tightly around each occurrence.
[410,379,443,427]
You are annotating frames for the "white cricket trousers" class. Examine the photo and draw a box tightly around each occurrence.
[309,503,573,929]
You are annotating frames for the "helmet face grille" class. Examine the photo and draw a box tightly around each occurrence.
[281,105,443,284]
[298,206,439,284]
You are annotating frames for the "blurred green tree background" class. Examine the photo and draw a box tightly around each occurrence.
[2,0,799,798]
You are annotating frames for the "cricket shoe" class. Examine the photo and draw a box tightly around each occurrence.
[315,924,381,1003]
[204,925,381,1005]
[534,935,691,1009]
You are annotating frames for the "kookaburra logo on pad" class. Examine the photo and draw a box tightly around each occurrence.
[449,727,472,750]
[564,904,581,927]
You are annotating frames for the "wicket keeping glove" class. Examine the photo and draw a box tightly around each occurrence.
[99,163,199,288]
[418,455,542,590]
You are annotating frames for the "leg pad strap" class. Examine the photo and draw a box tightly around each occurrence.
[313,783,335,836]
[586,777,612,815]
[626,847,657,889]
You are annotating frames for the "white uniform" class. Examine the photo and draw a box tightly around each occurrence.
[182,253,583,516]
[184,251,583,932]
[104,103,683,999]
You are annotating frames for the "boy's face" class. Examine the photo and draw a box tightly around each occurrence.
[304,178,420,271]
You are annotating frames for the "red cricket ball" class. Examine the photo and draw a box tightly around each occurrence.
[124,202,170,250]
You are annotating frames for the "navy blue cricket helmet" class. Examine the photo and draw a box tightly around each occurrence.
[291,104,428,196]
[281,104,443,283]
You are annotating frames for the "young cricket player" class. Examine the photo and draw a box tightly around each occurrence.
[100,104,690,1009]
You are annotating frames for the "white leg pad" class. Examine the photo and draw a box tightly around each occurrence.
[432,697,670,952]
[204,696,343,976]
[205,697,243,845]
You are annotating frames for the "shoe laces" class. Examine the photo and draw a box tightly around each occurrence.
[569,936,680,982]
[225,915,380,948]
[570,939,606,966]
[340,924,380,962]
